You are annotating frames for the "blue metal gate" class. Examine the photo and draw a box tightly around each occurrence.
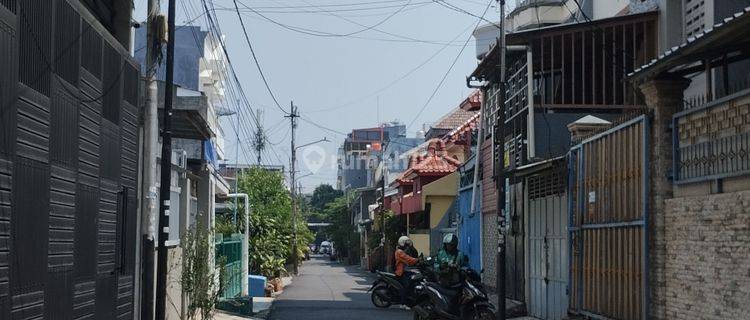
[568,116,649,319]
[457,185,481,272]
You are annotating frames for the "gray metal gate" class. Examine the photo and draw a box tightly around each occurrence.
[568,116,648,319]
[526,168,568,319]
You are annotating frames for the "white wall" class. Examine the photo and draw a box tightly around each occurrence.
[592,0,629,19]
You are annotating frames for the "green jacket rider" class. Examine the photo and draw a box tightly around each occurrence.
[434,233,467,272]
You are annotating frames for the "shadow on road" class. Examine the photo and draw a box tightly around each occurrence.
[267,256,411,320]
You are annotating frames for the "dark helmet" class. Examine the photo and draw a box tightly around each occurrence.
[442,233,458,246]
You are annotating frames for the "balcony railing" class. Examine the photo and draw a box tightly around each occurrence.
[392,193,422,215]
[401,193,422,214]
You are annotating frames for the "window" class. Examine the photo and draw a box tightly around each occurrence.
[166,186,181,246]
[409,204,431,230]
[367,131,381,140]
[155,162,183,246]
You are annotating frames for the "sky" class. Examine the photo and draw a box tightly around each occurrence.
[133,0,511,192]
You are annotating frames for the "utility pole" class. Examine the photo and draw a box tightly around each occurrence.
[287,102,300,275]
[139,0,160,318]
[155,0,176,318]
[378,126,387,270]
[495,1,507,320]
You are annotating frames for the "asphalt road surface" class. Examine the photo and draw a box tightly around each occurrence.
[268,255,411,320]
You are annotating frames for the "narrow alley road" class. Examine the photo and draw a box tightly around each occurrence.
[268,255,411,320]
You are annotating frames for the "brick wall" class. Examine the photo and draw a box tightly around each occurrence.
[481,212,498,290]
[657,190,750,319]
[479,138,498,290]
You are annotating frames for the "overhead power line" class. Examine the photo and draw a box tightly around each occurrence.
[300,117,348,137]
[432,0,501,29]
[223,0,430,14]
[241,0,419,10]
[307,19,476,113]
[235,0,467,46]
[405,0,495,131]
[232,0,289,115]
[194,0,279,165]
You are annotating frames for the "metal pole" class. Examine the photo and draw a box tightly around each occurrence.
[288,102,299,275]
[496,1,507,319]
[470,111,484,215]
[155,0,176,317]
[138,0,160,318]
[227,193,250,296]
[233,101,240,226]
[379,127,387,270]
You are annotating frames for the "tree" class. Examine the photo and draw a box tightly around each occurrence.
[234,167,314,278]
[309,184,343,213]
[322,192,361,263]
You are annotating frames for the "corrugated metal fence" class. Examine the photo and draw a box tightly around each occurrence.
[0,0,140,318]
[526,166,568,320]
[569,116,648,319]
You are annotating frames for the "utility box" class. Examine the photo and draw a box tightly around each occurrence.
[248,274,267,297]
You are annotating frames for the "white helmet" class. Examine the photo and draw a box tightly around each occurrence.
[398,236,411,247]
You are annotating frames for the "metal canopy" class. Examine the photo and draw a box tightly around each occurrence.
[629,6,750,81]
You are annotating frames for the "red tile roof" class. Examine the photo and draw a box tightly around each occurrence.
[405,139,461,177]
[431,107,478,130]
[446,112,480,143]
[460,90,482,111]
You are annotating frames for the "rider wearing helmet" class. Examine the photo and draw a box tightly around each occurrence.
[395,236,418,277]
[395,235,419,303]
[434,233,467,273]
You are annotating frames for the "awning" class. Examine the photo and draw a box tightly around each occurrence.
[628,6,750,81]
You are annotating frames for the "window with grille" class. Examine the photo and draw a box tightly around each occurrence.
[527,166,566,199]
[484,83,501,139]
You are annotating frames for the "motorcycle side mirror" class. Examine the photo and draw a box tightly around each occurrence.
[419,253,424,258]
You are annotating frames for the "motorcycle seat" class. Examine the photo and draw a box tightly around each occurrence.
[428,283,459,298]
[378,271,397,278]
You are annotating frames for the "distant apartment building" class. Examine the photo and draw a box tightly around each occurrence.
[336,123,407,191]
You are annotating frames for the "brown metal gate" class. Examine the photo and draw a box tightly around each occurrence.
[568,116,648,319]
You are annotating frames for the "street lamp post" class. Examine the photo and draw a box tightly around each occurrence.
[290,136,329,275]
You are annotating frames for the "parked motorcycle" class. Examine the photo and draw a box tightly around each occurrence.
[411,265,496,320]
[368,256,436,309]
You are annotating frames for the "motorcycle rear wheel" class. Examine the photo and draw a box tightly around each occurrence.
[471,307,495,320]
[371,288,391,308]
[412,300,433,320]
